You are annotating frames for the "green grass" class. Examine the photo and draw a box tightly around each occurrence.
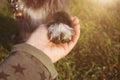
[55,0,120,80]
[0,0,120,80]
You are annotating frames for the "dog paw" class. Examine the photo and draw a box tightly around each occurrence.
[48,23,73,44]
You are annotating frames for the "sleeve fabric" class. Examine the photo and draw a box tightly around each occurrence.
[0,43,58,80]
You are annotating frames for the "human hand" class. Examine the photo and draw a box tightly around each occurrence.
[26,16,80,63]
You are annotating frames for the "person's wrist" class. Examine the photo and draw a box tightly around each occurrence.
[26,41,55,62]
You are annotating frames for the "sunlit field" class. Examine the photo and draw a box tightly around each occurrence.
[0,0,120,80]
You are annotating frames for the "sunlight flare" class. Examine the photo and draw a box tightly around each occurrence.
[97,0,113,4]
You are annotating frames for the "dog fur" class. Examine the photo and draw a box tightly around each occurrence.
[10,0,73,43]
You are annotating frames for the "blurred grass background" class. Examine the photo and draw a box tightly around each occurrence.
[0,0,120,80]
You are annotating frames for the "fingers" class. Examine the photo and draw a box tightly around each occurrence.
[68,16,80,49]
[73,17,80,38]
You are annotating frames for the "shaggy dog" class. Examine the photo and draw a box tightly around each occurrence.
[10,0,74,43]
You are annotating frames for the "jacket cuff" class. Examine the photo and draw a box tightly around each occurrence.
[11,43,58,79]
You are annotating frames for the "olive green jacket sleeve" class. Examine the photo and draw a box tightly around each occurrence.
[0,43,58,80]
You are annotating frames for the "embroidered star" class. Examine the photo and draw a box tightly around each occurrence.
[39,71,46,80]
[0,71,9,80]
[12,64,26,75]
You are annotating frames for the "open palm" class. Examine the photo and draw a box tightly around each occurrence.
[26,16,80,63]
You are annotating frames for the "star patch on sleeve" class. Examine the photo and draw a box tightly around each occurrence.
[12,63,26,75]
[0,71,10,80]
